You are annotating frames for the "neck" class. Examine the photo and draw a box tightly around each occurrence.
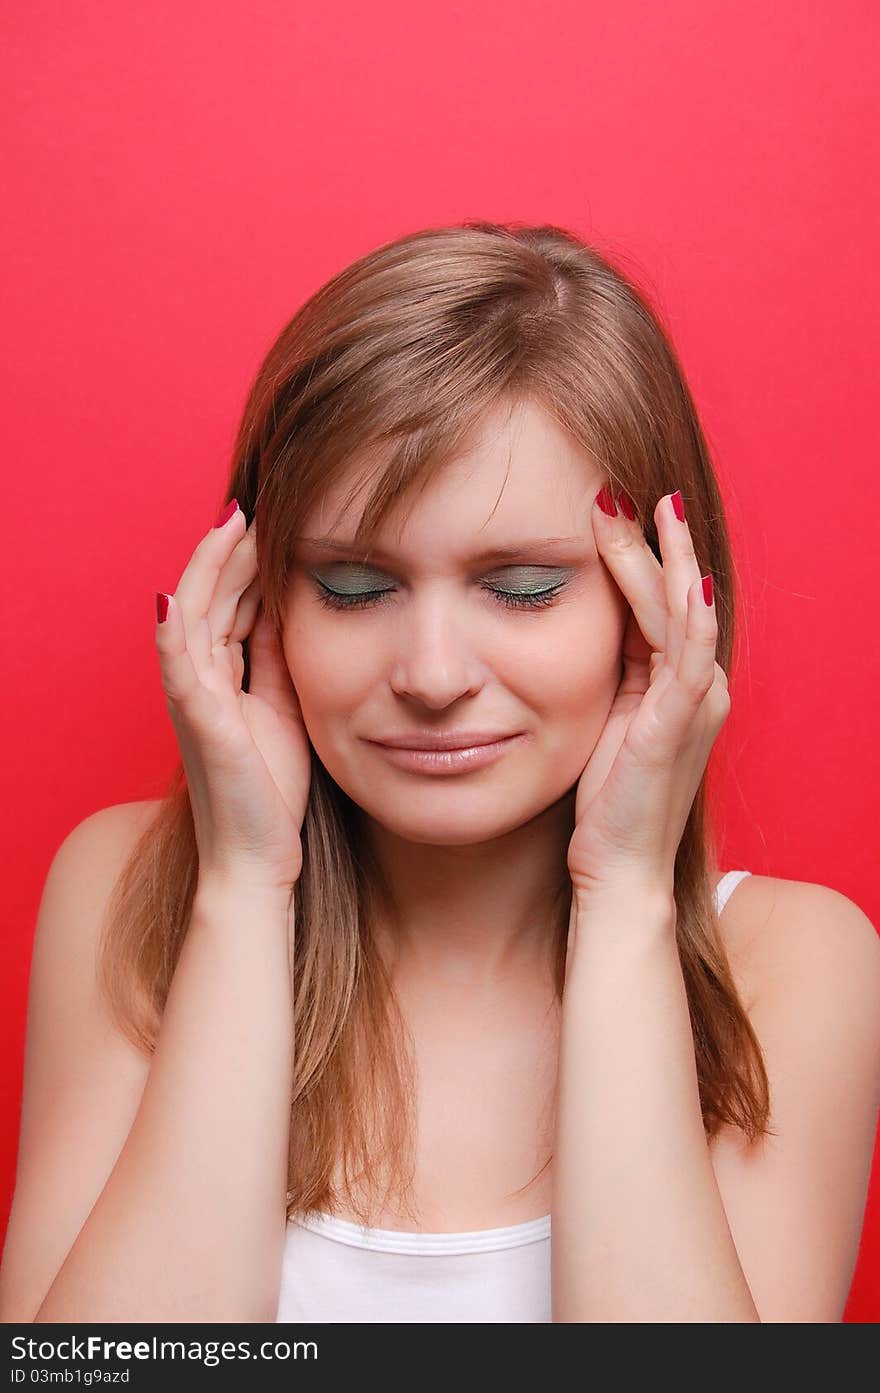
[356,790,576,990]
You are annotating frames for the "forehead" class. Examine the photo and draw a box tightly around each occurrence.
[298,399,604,561]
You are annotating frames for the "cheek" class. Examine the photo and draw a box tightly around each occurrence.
[525,595,626,759]
[280,594,375,720]
[281,600,336,707]
[531,638,622,727]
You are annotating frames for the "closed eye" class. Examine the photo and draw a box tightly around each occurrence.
[311,568,573,613]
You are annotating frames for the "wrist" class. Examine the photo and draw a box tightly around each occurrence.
[195,875,296,917]
[572,869,675,919]
[569,885,676,953]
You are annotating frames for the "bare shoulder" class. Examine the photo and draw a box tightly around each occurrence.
[52,799,165,902]
[26,797,167,1057]
[704,872,880,1319]
[712,870,880,1010]
[0,799,166,1320]
[72,797,163,853]
[29,796,166,1039]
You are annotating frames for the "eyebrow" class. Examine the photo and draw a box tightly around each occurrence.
[295,536,587,565]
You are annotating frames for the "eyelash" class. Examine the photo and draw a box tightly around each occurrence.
[314,581,565,613]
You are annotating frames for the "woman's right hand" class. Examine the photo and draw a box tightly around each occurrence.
[155,498,311,898]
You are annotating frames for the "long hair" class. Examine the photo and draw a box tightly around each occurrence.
[98,221,772,1229]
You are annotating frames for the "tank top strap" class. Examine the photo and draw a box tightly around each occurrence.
[715,869,752,916]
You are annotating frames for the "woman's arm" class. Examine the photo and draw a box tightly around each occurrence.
[552,889,761,1323]
[552,883,880,1322]
[33,877,294,1323]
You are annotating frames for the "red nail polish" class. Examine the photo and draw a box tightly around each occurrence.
[671,490,685,522]
[156,592,170,623]
[213,498,239,528]
[701,574,713,606]
[618,489,636,521]
[596,485,618,517]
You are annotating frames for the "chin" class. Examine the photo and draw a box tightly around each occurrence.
[364,819,527,849]
[348,789,560,845]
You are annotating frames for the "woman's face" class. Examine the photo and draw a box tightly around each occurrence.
[281,398,630,846]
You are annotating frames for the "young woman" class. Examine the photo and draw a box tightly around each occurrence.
[3,222,879,1324]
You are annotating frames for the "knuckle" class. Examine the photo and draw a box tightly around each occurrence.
[160,664,195,705]
[165,678,219,729]
[192,532,216,562]
[606,528,640,557]
[161,677,187,706]
[689,670,715,701]
[193,527,224,562]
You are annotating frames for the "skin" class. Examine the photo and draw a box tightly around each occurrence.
[281,396,629,993]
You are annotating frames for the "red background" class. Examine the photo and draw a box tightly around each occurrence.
[2,1,878,1319]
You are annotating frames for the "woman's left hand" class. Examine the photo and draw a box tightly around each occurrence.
[566,485,730,914]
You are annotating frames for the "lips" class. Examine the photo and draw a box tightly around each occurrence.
[369,733,527,775]
[369,730,520,751]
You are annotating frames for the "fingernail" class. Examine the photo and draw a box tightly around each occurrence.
[701,574,714,606]
[596,485,618,517]
[671,490,686,522]
[213,498,239,528]
[156,592,170,623]
[617,488,636,521]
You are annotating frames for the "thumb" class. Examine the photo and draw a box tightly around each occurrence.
[247,606,304,722]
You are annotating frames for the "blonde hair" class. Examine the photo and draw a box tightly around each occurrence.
[99,221,772,1229]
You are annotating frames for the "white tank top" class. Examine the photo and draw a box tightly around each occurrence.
[275,869,753,1323]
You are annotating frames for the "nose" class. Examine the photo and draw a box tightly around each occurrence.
[387,590,486,708]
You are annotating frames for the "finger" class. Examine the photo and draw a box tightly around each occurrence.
[617,606,654,698]
[228,572,262,644]
[642,574,724,757]
[205,521,260,645]
[678,575,730,734]
[676,573,720,700]
[220,638,245,694]
[154,589,223,729]
[653,491,703,672]
[173,501,248,674]
[247,607,305,723]
[591,483,667,652]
